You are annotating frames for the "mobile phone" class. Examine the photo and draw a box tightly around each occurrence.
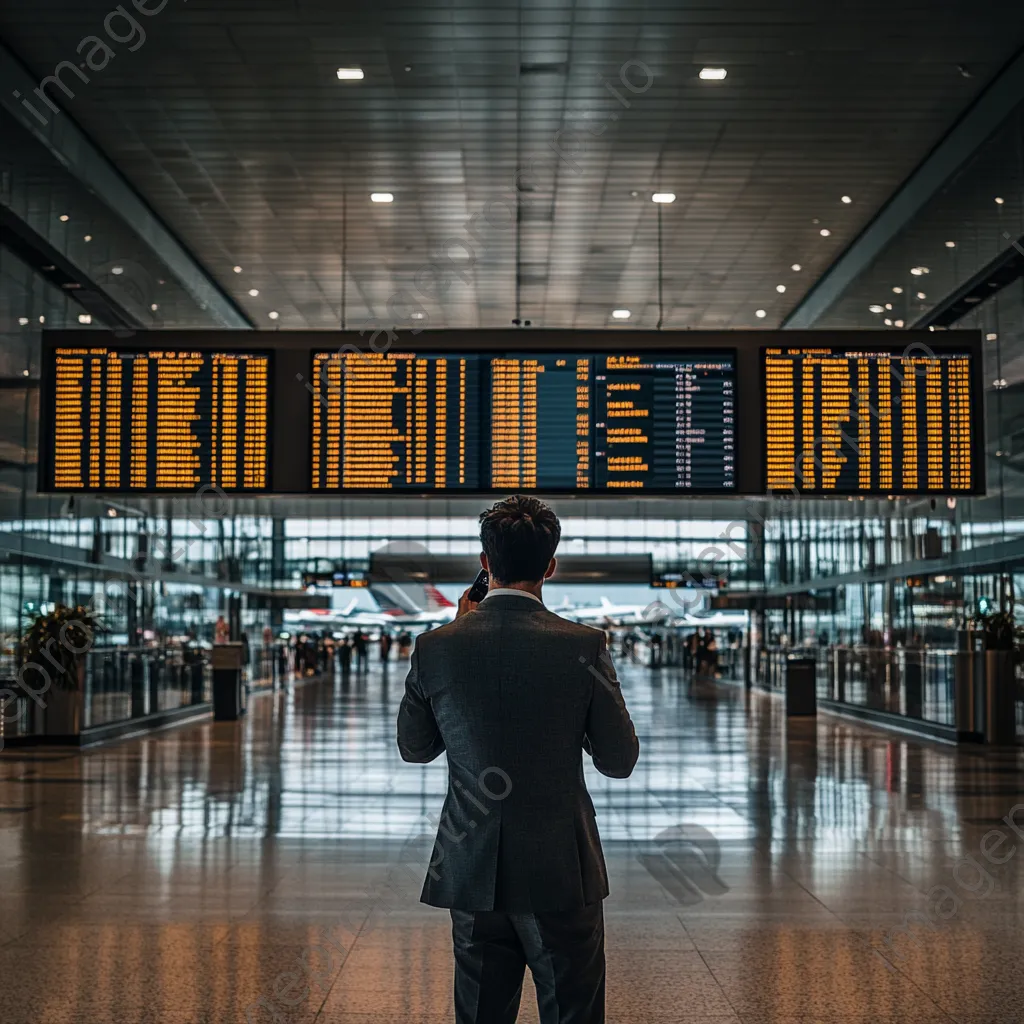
[467,569,489,603]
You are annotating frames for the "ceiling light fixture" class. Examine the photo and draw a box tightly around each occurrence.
[869,305,884,313]
[995,197,1005,205]
[59,214,69,222]
[336,67,364,80]
[150,303,159,312]
[410,311,426,320]
[893,286,903,294]
[894,319,905,328]
[248,288,259,297]
[884,318,893,326]
[819,228,831,237]
[917,292,926,299]
[699,67,727,80]
[945,241,956,248]
[18,317,29,326]
[83,235,92,242]
[841,195,852,204]
[776,285,786,293]
[755,309,767,318]
[652,192,676,203]
[910,266,930,276]
[111,266,123,275]
[987,333,998,341]
[233,265,243,273]
[791,263,802,272]
[78,313,92,324]
[370,192,394,203]
[38,316,45,323]
[268,311,280,320]
[612,309,631,319]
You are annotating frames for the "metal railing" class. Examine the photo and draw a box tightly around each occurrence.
[756,645,957,726]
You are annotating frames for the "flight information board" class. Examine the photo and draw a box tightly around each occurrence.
[311,352,482,489]
[311,350,736,492]
[42,347,270,492]
[594,354,735,490]
[763,347,979,494]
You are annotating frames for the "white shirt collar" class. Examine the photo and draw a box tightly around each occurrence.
[482,588,542,604]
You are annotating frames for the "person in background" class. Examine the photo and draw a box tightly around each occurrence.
[398,495,638,1024]
[380,631,393,663]
[338,636,352,678]
[353,631,368,672]
[214,615,229,644]
[397,630,413,659]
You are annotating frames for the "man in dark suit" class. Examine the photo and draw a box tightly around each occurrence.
[397,495,639,1023]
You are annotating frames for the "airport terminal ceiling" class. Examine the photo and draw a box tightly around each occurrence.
[3,1,1024,332]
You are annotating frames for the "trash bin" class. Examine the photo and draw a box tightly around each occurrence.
[212,643,246,721]
[955,630,985,742]
[904,653,923,719]
[984,650,1016,745]
[786,656,817,716]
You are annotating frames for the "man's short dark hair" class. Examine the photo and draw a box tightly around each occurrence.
[479,495,561,584]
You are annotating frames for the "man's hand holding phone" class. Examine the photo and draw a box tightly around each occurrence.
[458,569,489,618]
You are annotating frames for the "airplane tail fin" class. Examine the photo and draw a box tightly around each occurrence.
[425,583,455,610]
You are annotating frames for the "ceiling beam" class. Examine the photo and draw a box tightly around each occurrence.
[0,40,251,330]
[784,46,1024,329]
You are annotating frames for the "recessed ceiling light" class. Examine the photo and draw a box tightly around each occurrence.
[78,313,92,324]
[869,305,884,313]
[987,333,998,341]
[336,67,364,81]
[652,192,676,203]
[884,318,893,326]
[945,240,956,248]
[612,309,631,319]
[370,192,394,203]
[819,228,831,237]
[410,311,426,319]
[38,316,45,323]
[268,311,280,320]
[150,303,159,312]
[917,291,926,299]
[791,263,802,272]
[755,309,767,318]
[248,288,259,297]
[233,265,243,273]
[83,234,92,242]
[22,369,29,377]
[111,266,123,275]
[892,287,903,294]
[885,303,893,310]
[995,197,1005,205]
[894,319,905,328]
[17,317,29,326]
[775,285,786,293]
[699,67,728,81]
[841,195,852,204]
[59,214,69,222]
[910,266,930,276]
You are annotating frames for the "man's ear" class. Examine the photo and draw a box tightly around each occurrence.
[480,552,489,571]
[544,557,557,580]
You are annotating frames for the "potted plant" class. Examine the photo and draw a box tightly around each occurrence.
[20,604,102,738]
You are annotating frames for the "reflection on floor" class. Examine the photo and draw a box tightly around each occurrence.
[2,661,1023,1023]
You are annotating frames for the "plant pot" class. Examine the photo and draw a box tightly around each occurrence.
[43,662,84,739]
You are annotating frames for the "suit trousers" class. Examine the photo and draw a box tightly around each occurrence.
[450,902,605,1023]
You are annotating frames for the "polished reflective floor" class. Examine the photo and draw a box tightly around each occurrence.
[2,661,1023,1023]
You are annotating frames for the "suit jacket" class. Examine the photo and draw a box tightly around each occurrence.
[396,594,639,912]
